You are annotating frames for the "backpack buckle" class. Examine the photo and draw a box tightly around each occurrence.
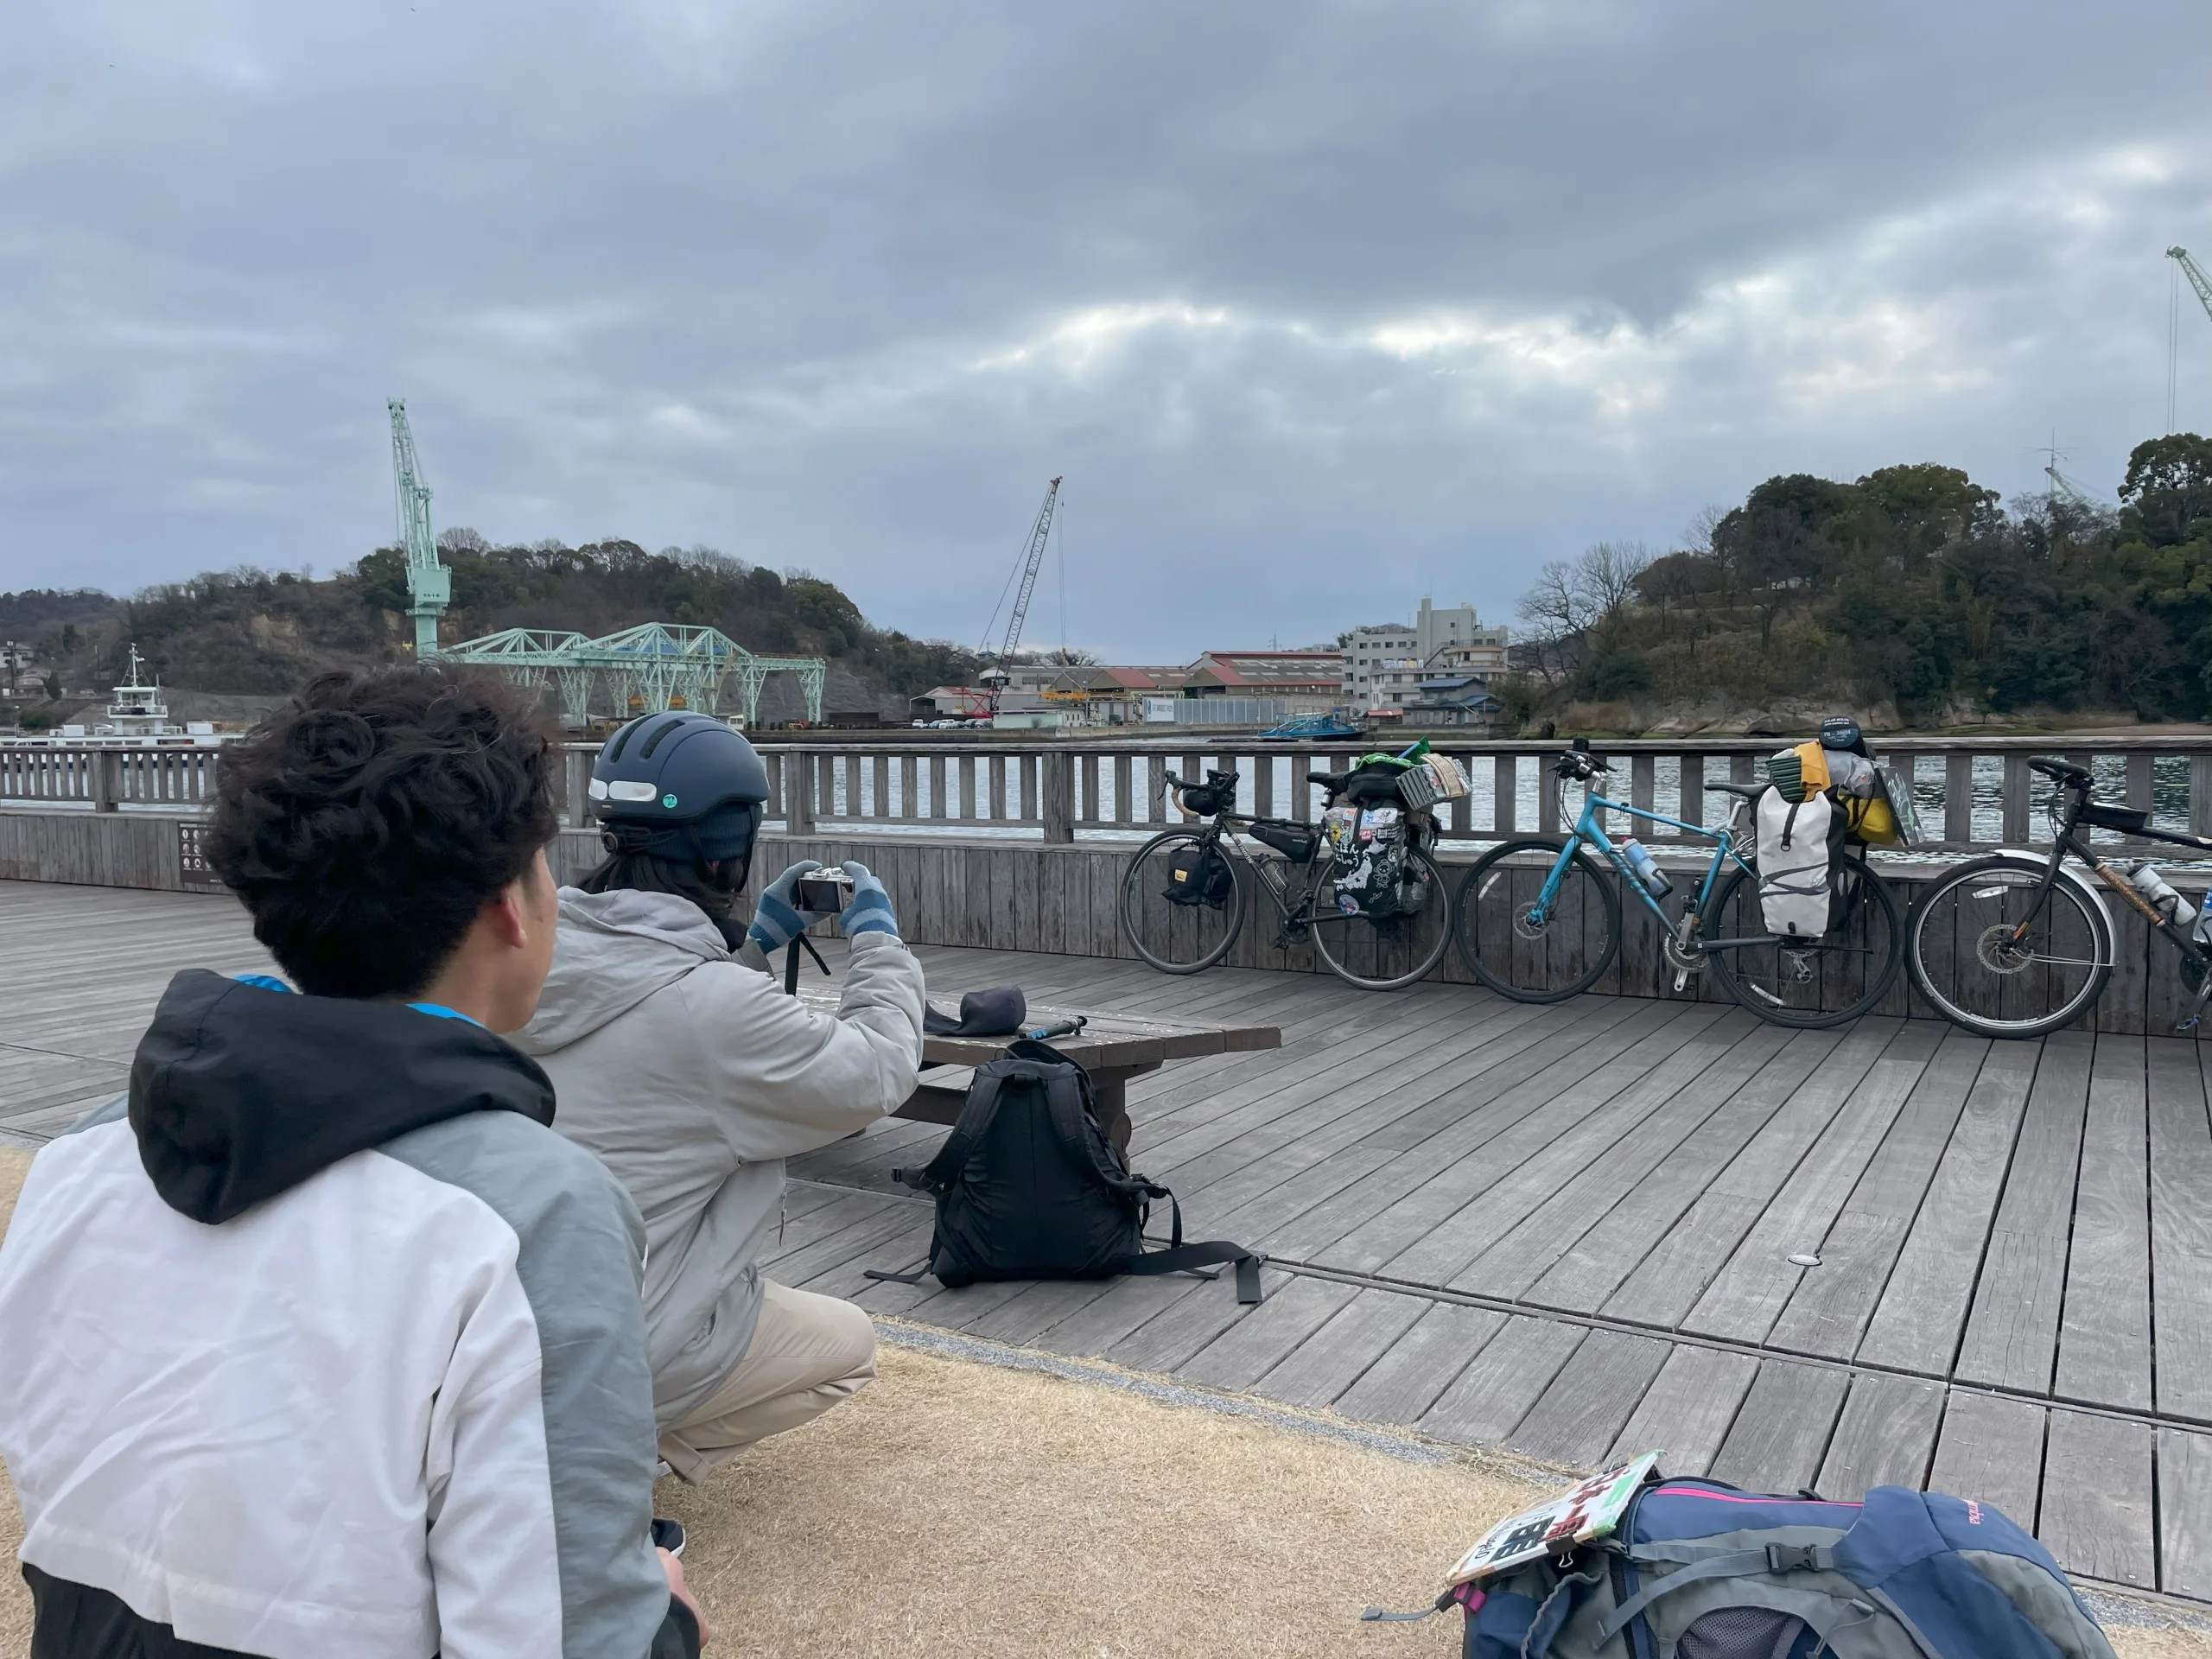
[1765,1543,1821,1573]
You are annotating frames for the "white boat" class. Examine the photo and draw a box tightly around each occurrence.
[2,645,230,747]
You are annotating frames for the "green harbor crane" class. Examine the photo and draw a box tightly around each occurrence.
[388,399,449,658]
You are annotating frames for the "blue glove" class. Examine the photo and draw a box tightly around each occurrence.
[838,861,899,939]
[745,860,822,956]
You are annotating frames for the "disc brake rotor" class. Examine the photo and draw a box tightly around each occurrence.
[1974,923,2037,976]
[1511,904,1550,942]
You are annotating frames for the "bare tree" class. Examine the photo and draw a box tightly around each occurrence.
[1514,560,1592,684]
[1514,541,1656,682]
[1577,540,1654,628]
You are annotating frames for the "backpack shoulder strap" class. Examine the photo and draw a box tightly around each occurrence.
[1122,1240,1264,1303]
[893,1071,1008,1194]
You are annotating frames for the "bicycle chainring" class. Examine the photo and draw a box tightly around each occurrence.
[1974,923,2037,976]
[1662,927,1706,976]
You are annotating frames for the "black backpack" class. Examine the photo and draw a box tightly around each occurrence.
[870,1042,1262,1302]
[1163,841,1235,908]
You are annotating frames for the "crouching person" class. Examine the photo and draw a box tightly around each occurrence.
[514,713,925,1483]
[0,667,706,1658]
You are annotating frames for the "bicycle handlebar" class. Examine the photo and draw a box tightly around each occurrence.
[2031,758,2091,789]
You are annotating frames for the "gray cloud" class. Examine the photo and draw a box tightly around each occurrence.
[0,0,2202,659]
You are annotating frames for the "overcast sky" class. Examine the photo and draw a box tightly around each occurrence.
[2,1,2205,660]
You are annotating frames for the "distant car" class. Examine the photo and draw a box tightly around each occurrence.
[1259,714,1362,741]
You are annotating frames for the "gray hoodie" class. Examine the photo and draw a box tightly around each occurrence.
[512,887,925,1428]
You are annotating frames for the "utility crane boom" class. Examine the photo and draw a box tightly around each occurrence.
[982,477,1063,666]
[2171,246,2212,323]
[389,398,449,658]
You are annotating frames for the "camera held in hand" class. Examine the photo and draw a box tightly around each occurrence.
[796,869,855,914]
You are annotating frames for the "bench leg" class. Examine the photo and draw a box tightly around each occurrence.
[1089,1063,1160,1157]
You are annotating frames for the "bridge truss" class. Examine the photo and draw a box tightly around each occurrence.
[442,623,826,728]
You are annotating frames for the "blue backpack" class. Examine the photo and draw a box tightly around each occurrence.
[1452,1476,2113,1659]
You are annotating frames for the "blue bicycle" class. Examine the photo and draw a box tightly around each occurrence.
[1449,741,1905,1028]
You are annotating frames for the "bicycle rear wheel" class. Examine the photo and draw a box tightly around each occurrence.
[1451,837,1622,1002]
[1118,829,1247,974]
[1905,856,2112,1038]
[1701,855,1904,1028]
[1307,846,1452,991]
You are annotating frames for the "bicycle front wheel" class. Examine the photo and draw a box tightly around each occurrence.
[1118,829,1248,974]
[1702,856,1904,1028]
[1905,856,2113,1038]
[1308,847,1452,991]
[1451,837,1623,1002]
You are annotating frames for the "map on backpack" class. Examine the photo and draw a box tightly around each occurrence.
[1445,1451,1662,1587]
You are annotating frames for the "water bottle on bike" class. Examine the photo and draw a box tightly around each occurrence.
[1620,838,1672,899]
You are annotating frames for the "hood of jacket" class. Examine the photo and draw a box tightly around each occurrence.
[509,887,733,1058]
[130,969,556,1225]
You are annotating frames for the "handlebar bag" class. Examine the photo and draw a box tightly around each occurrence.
[1163,842,1235,908]
[1754,786,1845,938]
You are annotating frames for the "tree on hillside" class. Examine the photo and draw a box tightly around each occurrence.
[1507,435,2212,723]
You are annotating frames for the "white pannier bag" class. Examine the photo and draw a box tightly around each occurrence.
[1755,786,1838,938]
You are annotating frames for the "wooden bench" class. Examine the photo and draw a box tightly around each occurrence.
[797,988,1280,1154]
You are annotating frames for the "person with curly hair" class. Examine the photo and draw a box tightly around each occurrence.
[0,665,708,1659]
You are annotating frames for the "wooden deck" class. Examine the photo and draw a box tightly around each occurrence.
[6,879,2211,1601]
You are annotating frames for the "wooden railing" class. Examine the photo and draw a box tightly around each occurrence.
[0,746,224,812]
[14,736,2212,857]
[742,736,2212,855]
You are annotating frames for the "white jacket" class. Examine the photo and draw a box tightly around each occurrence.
[0,970,689,1659]
[512,888,926,1427]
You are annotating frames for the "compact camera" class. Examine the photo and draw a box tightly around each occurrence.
[795,870,855,913]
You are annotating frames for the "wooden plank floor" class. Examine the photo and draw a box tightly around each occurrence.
[6,879,2211,1599]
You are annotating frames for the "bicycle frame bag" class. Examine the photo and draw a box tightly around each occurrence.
[1451,1475,2113,1659]
[1163,841,1235,907]
[1755,786,1845,938]
[1332,805,1410,917]
[1249,820,1319,863]
[2078,800,2152,835]
[876,1041,1262,1301]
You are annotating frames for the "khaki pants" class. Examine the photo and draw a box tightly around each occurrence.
[658,1280,877,1483]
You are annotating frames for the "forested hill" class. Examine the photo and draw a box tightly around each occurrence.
[1,536,982,720]
[1510,435,2212,728]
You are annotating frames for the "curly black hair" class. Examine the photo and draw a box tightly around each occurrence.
[207,666,561,998]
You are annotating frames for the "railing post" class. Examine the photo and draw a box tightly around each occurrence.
[786,749,816,836]
[2193,754,2212,841]
[1040,749,1075,843]
[1678,753,1704,835]
[564,747,594,828]
[1943,753,1974,847]
[92,749,122,813]
[2001,754,2031,844]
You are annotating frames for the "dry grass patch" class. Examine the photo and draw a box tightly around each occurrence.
[3,1143,2209,1656]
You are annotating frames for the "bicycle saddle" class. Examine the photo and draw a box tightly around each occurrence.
[1306,770,1351,794]
[1707,781,1765,798]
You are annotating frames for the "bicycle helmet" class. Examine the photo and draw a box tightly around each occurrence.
[588,712,770,868]
[1819,715,1870,758]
